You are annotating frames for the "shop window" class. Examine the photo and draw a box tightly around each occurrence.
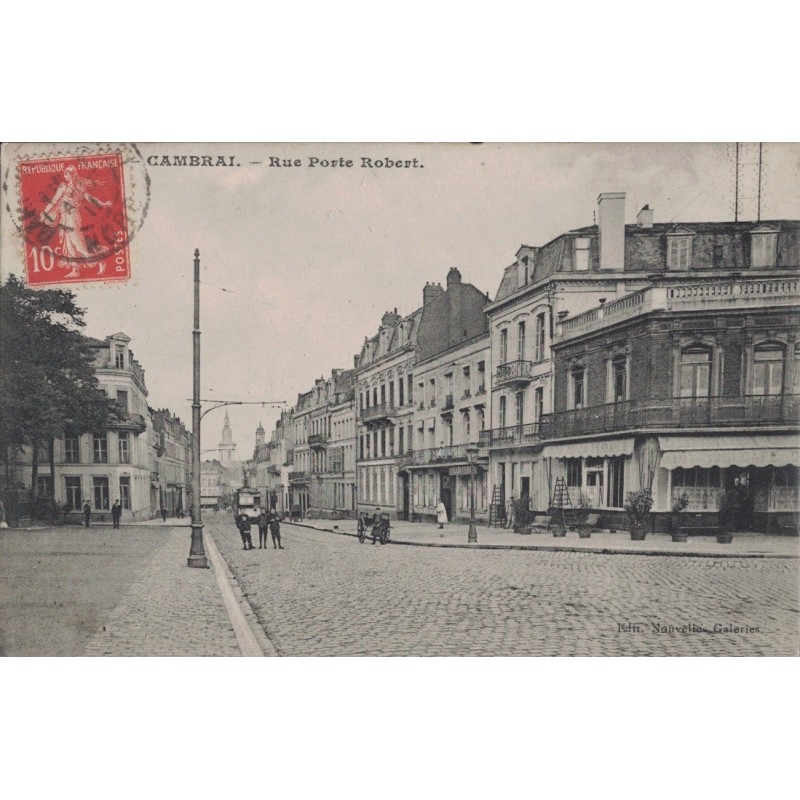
[773,466,799,488]
[753,343,784,397]
[566,457,582,487]
[607,457,625,509]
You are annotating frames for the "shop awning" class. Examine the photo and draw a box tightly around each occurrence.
[658,435,800,470]
[544,437,635,460]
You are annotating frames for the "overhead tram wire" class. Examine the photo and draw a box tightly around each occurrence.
[198,279,367,339]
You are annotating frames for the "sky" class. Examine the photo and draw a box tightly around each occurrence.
[2,142,800,455]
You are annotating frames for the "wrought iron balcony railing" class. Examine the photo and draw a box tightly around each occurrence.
[362,403,398,423]
[308,433,328,448]
[539,394,800,439]
[493,360,533,387]
[480,423,541,447]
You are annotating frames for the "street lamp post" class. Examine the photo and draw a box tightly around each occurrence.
[188,249,209,568]
[466,443,479,543]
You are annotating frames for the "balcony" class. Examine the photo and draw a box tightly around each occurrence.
[481,423,541,447]
[110,412,147,434]
[289,471,308,483]
[408,443,488,466]
[267,465,280,476]
[539,395,800,439]
[361,403,398,424]
[493,360,533,388]
[308,433,328,449]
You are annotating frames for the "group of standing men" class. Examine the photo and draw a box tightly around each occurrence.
[236,508,283,551]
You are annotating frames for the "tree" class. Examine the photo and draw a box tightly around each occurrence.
[0,275,122,505]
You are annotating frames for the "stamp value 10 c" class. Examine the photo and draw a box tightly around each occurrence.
[17,152,131,286]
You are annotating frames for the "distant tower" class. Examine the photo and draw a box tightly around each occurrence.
[219,411,237,464]
[255,421,265,447]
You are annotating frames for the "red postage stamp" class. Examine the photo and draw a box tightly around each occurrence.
[17,152,131,286]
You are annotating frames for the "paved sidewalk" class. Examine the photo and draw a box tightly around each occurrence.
[291,518,800,558]
[83,526,241,656]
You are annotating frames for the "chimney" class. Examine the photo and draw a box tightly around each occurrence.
[446,267,462,287]
[423,281,444,305]
[636,204,653,228]
[597,192,626,270]
[381,309,401,327]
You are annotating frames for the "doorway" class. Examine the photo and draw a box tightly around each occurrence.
[400,473,409,520]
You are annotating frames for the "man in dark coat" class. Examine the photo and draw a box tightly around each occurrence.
[111,500,122,529]
[83,501,91,527]
[269,508,283,549]
[257,507,269,549]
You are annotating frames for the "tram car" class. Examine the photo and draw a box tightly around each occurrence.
[234,486,262,524]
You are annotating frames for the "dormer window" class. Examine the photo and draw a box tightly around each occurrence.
[667,234,692,270]
[114,344,125,369]
[751,230,778,268]
[575,238,590,271]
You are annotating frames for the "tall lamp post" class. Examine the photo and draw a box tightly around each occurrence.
[466,443,479,543]
[188,249,209,568]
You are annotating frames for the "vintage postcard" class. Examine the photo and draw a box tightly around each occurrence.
[1,142,798,657]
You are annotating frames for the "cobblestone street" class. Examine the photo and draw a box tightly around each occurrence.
[210,519,800,656]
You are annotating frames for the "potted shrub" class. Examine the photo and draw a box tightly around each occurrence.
[624,488,653,541]
[670,492,690,542]
[574,494,593,539]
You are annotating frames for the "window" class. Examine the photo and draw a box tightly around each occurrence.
[499,329,508,364]
[380,384,386,405]
[534,387,544,421]
[713,245,724,268]
[515,390,524,426]
[607,457,625,508]
[65,436,80,463]
[65,477,81,510]
[477,407,485,431]
[116,390,128,410]
[118,432,130,464]
[612,356,627,403]
[114,344,125,369]
[398,379,404,406]
[793,344,800,394]
[407,374,413,403]
[445,372,453,399]
[93,477,110,510]
[571,367,585,410]
[667,236,692,270]
[37,475,54,498]
[575,238,590,271]
[679,347,711,399]
[119,477,131,510]
[566,458,582,487]
[477,361,486,393]
[517,322,526,361]
[499,396,507,429]
[751,233,777,268]
[429,378,436,407]
[418,382,425,407]
[462,365,471,397]
[463,411,471,438]
[389,381,394,408]
[535,312,546,362]
[93,434,108,463]
[753,343,784,396]
[398,426,404,454]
